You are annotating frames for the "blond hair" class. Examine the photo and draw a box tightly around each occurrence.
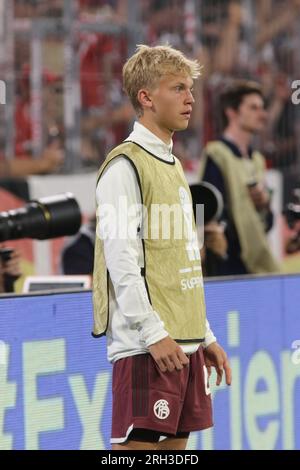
[123,44,201,116]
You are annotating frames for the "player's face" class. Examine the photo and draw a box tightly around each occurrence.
[149,74,195,132]
[236,93,267,134]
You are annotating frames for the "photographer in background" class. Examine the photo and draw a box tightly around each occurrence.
[0,247,22,294]
[199,80,280,275]
[285,190,300,255]
[286,227,300,254]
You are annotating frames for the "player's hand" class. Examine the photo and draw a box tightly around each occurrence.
[228,1,243,26]
[248,183,270,210]
[149,336,189,373]
[205,222,228,258]
[39,141,64,173]
[292,0,300,10]
[203,342,232,386]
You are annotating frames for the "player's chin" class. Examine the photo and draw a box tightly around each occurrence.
[255,123,265,132]
[245,122,264,133]
[173,120,190,131]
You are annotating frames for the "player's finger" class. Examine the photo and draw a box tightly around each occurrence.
[216,366,223,386]
[171,354,183,371]
[164,356,175,372]
[156,359,167,373]
[224,359,232,385]
[177,349,189,366]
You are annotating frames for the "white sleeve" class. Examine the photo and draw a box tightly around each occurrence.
[202,318,217,348]
[96,156,169,348]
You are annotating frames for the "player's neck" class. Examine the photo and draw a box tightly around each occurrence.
[138,117,173,145]
[223,127,252,157]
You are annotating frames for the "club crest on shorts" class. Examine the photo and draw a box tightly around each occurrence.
[153,399,170,420]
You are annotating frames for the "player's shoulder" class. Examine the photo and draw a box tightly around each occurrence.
[101,154,135,179]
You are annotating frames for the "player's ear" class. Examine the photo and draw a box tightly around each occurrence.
[137,89,153,110]
[225,107,237,122]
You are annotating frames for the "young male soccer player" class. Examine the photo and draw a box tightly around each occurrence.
[93,44,232,450]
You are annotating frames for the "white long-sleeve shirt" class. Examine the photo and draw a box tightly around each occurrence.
[96,121,216,363]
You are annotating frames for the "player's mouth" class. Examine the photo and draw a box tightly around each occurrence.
[181,109,192,119]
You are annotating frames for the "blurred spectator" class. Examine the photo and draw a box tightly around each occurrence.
[285,219,300,254]
[78,1,134,166]
[15,64,64,158]
[261,71,297,170]
[199,80,280,275]
[0,248,22,293]
[79,33,115,111]
[255,0,300,49]
[146,0,183,45]
[3,0,300,181]
[14,0,63,18]
[0,141,64,177]
[0,64,65,177]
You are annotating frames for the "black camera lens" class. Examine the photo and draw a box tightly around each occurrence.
[0,193,81,242]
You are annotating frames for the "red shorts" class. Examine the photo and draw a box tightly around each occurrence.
[111,346,213,444]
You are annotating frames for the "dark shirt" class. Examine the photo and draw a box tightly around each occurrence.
[62,230,95,275]
[202,137,273,276]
